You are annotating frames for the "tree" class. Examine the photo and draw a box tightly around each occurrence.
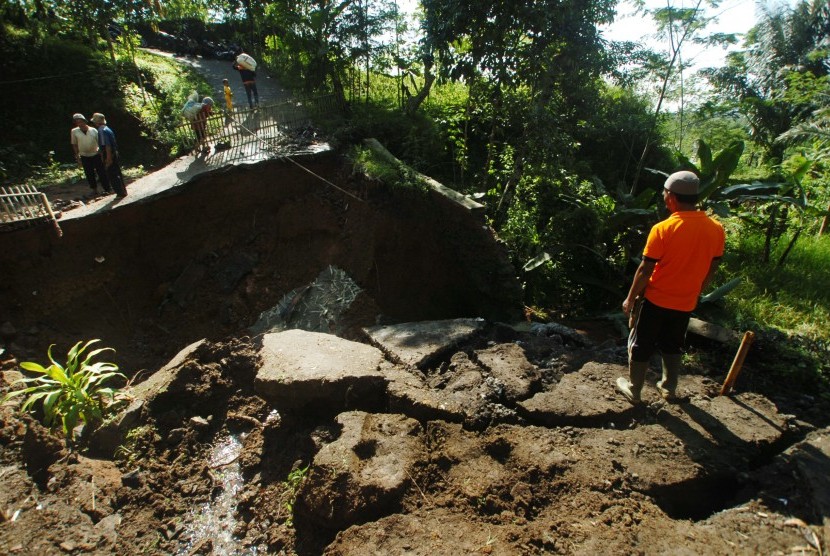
[624,0,739,194]
[705,0,830,164]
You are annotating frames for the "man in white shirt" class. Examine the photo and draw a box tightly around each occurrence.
[70,113,111,196]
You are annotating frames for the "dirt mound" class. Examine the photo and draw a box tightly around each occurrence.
[2,324,828,555]
[1,154,829,554]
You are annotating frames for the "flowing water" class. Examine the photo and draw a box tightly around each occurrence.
[176,433,254,555]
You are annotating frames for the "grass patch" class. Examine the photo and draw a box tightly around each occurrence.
[709,224,830,389]
[349,143,429,193]
[721,227,830,339]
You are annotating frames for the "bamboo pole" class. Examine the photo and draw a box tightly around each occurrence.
[719,331,755,396]
[40,192,63,238]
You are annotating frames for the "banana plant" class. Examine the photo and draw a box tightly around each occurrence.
[646,138,745,215]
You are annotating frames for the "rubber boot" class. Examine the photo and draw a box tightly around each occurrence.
[657,353,682,401]
[616,361,648,404]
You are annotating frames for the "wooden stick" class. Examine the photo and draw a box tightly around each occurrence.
[40,192,63,238]
[720,331,755,396]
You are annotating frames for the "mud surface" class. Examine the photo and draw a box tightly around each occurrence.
[1,156,830,555]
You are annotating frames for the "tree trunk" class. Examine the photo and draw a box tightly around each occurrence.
[763,204,780,264]
[404,64,435,115]
[629,0,704,195]
[777,228,802,268]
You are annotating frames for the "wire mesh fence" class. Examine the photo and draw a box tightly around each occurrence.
[172,94,344,153]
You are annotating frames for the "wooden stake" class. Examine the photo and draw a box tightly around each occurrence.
[720,331,755,396]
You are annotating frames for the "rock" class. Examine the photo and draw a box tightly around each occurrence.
[211,251,257,293]
[168,428,186,444]
[121,469,142,488]
[254,330,386,411]
[59,541,76,552]
[383,352,507,429]
[129,339,207,404]
[383,365,465,423]
[87,399,145,458]
[2,369,23,387]
[364,318,485,369]
[189,416,210,430]
[475,343,541,401]
[325,508,517,554]
[296,411,424,529]
[529,321,587,345]
[0,321,16,340]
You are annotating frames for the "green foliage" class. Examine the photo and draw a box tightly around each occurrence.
[350,144,429,193]
[2,340,127,442]
[671,138,745,204]
[115,425,159,468]
[282,465,309,526]
[705,0,830,163]
[720,226,830,351]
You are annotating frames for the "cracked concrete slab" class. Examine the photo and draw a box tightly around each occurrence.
[363,318,485,369]
[255,330,387,411]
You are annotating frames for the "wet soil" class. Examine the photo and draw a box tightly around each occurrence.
[1,155,829,555]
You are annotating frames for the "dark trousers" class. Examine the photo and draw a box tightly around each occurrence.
[81,154,110,192]
[243,82,259,108]
[628,298,690,362]
[104,153,126,196]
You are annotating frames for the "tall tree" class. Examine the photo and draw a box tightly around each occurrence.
[706,0,830,164]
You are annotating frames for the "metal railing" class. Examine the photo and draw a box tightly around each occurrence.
[0,185,63,237]
[172,94,344,153]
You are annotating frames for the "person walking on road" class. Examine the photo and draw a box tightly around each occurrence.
[70,113,111,196]
[91,113,127,198]
[232,48,259,109]
[617,171,725,404]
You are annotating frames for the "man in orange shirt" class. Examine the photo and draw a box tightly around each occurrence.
[617,171,725,403]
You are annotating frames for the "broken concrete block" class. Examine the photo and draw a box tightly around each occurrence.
[254,330,386,411]
[296,411,423,529]
[364,318,485,369]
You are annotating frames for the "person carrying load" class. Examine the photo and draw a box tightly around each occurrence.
[232,48,259,109]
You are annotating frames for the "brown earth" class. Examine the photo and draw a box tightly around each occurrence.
[1,152,829,555]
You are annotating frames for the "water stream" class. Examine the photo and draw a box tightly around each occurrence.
[177,433,254,555]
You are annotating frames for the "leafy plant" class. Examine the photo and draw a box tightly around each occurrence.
[2,340,126,442]
[282,464,309,526]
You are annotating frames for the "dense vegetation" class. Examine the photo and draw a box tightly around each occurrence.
[1,0,828,383]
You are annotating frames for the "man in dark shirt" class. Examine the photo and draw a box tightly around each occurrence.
[232,49,259,109]
[91,113,127,197]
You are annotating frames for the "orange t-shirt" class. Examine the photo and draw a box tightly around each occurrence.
[643,211,725,312]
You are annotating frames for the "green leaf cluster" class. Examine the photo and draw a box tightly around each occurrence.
[2,340,127,442]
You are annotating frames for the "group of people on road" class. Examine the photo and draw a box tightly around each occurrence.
[182,48,260,155]
[70,112,127,198]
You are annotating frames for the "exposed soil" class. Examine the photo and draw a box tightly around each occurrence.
[1,154,829,555]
